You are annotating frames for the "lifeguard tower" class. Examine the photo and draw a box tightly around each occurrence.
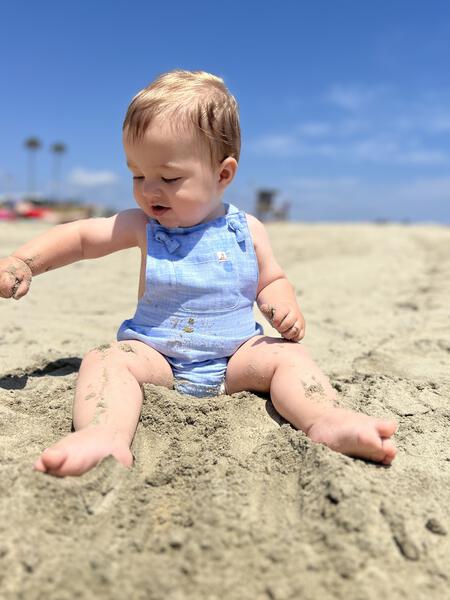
[255,189,290,222]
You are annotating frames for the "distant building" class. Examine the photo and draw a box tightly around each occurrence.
[255,189,290,222]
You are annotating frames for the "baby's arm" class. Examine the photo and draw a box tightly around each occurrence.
[246,214,305,341]
[0,209,146,300]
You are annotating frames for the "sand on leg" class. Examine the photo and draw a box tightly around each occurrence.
[225,335,397,464]
[33,340,173,477]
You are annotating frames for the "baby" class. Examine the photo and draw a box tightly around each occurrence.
[0,70,397,477]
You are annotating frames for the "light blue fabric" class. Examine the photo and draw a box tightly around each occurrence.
[117,203,263,397]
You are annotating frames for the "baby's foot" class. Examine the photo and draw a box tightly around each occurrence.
[33,425,133,477]
[306,407,397,464]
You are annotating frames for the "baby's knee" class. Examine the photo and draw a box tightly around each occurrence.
[274,340,311,364]
[83,342,127,365]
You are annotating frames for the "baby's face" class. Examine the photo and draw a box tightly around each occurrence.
[123,119,236,228]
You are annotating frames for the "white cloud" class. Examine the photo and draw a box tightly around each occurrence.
[300,175,450,203]
[69,168,119,187]
[249,134,298,156]
[248,135,339,158]
[397,150,448,166]
[249,130,449,165]
[325,84,384,111]
[391,112,450,135]
[351,136,448,165]
[428,115,450,133]
[393,176,450,201]
[296,118,370,139]
[289,176,360,191]
[338,118,370,135]
[249,84,450,172]
[282,175,450,222]
[296,121,332,137]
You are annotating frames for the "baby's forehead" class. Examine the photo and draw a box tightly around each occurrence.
[123,121,210,164]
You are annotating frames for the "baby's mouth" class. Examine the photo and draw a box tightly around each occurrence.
[151,205,170,216]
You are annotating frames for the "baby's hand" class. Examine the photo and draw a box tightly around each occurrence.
[260,302,305,342]
[0,256,33,300]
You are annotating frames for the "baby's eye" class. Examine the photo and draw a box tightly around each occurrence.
[162,177,181,184]
[132,176,144,180]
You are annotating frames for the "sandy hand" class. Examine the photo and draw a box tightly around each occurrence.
[260,302,305,342]
[0,256,33,300]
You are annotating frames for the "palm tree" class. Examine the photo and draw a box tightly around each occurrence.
[24,136,42,198]
[50,142,67,201]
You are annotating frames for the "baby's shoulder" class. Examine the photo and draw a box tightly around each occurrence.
[118,208,149,249]
[242,212,267,250]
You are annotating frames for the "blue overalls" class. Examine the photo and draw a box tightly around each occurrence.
[117,203,263,397]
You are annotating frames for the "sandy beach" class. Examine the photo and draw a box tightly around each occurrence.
[0,219,449,600]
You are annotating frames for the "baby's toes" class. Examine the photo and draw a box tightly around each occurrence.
[34,447,68,476]
[111,446,134,468]
[381,439,397,465]
[376,419,398,438]
[356,429,388,463]
[33,456,46,473]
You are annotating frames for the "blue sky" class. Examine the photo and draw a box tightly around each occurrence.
[1,0,450,223]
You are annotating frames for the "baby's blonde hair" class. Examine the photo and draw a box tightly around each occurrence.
[123,69,241,166]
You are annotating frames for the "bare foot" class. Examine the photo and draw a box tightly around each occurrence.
[306,407,398,464]
[33,425,133,477]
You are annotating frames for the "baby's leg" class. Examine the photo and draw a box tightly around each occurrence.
[33,340,173,477]
[225,336,397,464]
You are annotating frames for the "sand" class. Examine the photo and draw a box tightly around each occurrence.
[0,219,449,600]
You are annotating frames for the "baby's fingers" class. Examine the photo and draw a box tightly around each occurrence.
[260,304,290,329]
[277,311,298,333]
[282,322,305,342]
[0,268,31,300]
[0,272,16,298]
[0,258,33,300]
[13,276,31,300]
[282,326,299,341]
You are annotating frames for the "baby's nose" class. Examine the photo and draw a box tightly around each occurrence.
[142,179,162,198]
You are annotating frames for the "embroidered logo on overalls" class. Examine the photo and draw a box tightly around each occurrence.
[216,251,228,262]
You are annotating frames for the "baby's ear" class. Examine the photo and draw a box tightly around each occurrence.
[218,157,238,186]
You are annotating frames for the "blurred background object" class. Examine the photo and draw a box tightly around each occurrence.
[50,142,67,202]
[255,189,291,222]
[24,136,41,199]
[0,137,111,222]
